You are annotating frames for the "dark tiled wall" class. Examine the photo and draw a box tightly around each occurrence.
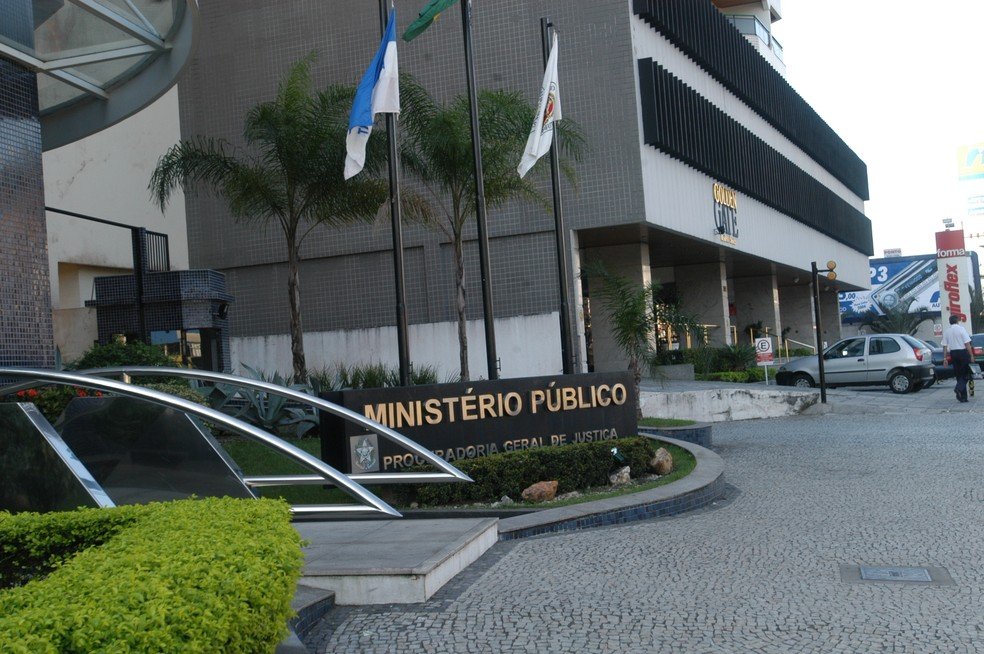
[0,54,55,368]
[177,0,644,338]
[88,270,233,371]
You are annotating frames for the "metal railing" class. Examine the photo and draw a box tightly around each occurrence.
[724,14,784,62]
[0,367,472,518]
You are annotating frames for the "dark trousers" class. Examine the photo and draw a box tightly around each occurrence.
[952,349,971,398]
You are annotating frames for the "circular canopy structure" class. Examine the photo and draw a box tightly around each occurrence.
[0,0,199,150]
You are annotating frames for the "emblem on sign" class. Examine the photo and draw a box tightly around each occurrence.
[350,434,380,472]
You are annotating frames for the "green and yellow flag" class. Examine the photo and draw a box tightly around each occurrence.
[402,0,460,42]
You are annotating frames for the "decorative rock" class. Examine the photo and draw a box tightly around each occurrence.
[608,466,631,486]
[409,502,419,509]
[650,447,673,475]
[500,495,514,505]
[555,491,582,501]
[521,481,558,503]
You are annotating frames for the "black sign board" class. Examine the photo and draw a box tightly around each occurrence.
[320,372,637,473]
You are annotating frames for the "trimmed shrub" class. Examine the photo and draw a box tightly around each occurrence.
[717,344,755,371]
[0,498,302,653]
[71,341,175,370]
[395,437,659,506]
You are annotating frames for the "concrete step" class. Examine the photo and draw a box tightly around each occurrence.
[295,517,498,605]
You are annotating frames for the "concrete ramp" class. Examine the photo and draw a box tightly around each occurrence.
[295,518,498,605]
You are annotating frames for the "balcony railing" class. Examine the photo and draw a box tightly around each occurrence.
[724,14,784,62]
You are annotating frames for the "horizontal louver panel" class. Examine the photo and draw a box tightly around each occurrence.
[639,58,873,255]
[634,0,869,200]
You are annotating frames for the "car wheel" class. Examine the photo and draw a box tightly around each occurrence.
[889,371,912,394]
[792,373,815,388]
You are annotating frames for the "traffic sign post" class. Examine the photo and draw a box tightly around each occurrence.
[755,337,774,385]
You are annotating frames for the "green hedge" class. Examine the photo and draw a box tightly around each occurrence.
[700,368,766,383]
[0,498,302,653]
[395,437,659,507]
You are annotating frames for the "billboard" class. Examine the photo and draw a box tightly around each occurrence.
[958,144,984,181]
[839,256,940,322]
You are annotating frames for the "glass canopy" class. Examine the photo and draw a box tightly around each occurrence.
[0,0,199,150]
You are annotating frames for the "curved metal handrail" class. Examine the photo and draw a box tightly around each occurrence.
[68,367,472,485]
[0,368,400,518]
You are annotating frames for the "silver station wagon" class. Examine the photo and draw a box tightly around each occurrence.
[775,334,935,394]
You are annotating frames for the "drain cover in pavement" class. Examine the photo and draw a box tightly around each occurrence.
[840,564,954,585]
[859,566,932,582]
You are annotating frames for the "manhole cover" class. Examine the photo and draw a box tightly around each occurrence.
[859,566,932,582]
[840,564,954,585]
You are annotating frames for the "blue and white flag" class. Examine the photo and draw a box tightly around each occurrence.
[344,10,400,180]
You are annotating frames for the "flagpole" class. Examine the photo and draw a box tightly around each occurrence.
[379,0,411,386]
[461,0,499,380]
[540,18,574,375]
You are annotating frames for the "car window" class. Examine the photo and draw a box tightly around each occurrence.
[901,335,926,349]
[870,337,901,355]
[826,337,866,359]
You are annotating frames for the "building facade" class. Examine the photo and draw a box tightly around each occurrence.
[172,0,870,379]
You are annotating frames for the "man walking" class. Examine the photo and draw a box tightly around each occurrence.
[942,314,974,402]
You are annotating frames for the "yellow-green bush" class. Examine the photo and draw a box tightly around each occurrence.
[0,498,302,653]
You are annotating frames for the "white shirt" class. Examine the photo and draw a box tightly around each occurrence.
[941,323,971,350]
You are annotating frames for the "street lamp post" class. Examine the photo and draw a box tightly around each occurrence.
[811,260,837,404]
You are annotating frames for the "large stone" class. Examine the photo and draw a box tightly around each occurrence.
[521,481,558,503]
[650,447,673,475]
[609,466,631,486]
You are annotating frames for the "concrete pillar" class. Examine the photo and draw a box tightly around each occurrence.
[777,284,814,353]
[818,287,842,349]
[0,6,55,368]
[732,273,781,345]
[580,243,651,373]
[676,262,731,346]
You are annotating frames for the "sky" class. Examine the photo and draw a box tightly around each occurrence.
[773,0,984,259]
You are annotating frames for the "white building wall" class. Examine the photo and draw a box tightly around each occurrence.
[231,313,563,382]
[43,88,189,307]
[42,88,188,359]
[638,148,870,288]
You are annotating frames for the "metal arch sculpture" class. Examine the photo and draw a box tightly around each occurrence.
[0,368,399,518]
[66,366,473,487]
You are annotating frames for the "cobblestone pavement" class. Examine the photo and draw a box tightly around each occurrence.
[307,392,984,653]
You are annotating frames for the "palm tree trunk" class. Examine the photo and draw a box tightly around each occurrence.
[286,242,307,382]
[630,356,642,420]
[454,232,469,381]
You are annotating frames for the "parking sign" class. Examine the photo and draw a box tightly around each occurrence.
[755,338,774,366]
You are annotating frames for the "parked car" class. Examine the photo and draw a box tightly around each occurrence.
[775,334,934,394]
[917,339,954,383]
[972,334,984,365]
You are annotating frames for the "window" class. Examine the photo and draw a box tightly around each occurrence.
[870,337,901,355]
[826,338,866,359]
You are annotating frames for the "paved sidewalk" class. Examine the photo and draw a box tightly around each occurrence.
[307,397,984,653]
[642,378,984,416]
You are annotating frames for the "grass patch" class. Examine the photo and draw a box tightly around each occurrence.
[639,417,696,427]
[221,437,356,505]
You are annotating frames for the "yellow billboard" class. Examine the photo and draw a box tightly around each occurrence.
[958,144,984,180]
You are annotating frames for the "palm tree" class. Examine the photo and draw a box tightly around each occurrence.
[398,77,583,380]
[861,298,929,335]
[582,262,700,418]
[150,57,393,381]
